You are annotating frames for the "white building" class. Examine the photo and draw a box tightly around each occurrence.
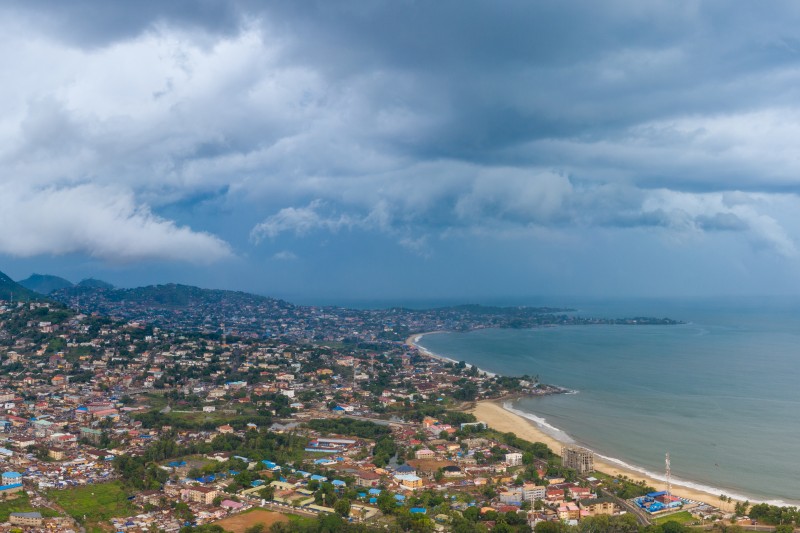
[505,452,523,466]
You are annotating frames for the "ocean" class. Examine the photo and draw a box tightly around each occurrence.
[416,298,800,506]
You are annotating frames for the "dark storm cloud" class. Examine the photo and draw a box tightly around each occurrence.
[3,0,244,47]
[2,0,800,281]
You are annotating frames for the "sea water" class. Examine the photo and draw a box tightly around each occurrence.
[416,298,800,506]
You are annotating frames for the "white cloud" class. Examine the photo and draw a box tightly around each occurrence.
[250,200,360,241]
[272,250,298,261]
[640,189,797,257]
[0,183,232,262]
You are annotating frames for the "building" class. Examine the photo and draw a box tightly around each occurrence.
[9,512,43,527]
[0,471,23,495]
[523,483,546,502]
[499,490,522,505]
[580,497,619,516]
[355,471,382,488]
[183,486,219,505]
[395,474,423,489]
[505,452,523,466]
[558,502,581,521]
[561,445,594,474]
[414,448,436,460]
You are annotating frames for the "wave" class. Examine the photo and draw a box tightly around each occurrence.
[593,452,797,508]
[504,401,800,508]
[413,333,497,377]
[502,402,575,444]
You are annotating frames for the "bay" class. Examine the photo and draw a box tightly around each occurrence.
[417,299,800,505]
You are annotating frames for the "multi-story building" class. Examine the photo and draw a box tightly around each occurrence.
[505,452,523,466]
[523,483,546,502]
[182,486,219,505]
[9,512,43,527]
[561,445,594,474]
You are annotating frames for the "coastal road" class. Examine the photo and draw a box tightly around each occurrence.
[607,493,652,526]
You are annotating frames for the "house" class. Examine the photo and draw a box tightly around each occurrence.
[414,448,436,460]
[355,471,382,488]
[221,500,244,510]
[569,486,592,500]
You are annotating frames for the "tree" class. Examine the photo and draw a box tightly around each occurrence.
[377,491,397,514]
[334,497,351,518]
[244,524,265,533]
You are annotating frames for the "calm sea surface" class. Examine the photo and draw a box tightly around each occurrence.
[417,298,800,505]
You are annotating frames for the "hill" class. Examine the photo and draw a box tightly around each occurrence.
[77,278,114,289]
[18,273,74,294]
[51,283,295,336]
[0,270,43,302]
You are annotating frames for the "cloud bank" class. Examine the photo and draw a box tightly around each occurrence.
[2,1,800,294]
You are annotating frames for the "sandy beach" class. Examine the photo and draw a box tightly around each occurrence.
[471,400,737,513]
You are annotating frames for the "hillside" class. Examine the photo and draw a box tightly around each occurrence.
[0,270,43,302]
[77,278,114,289]
[18,273,74,294]
[51,283,296,336]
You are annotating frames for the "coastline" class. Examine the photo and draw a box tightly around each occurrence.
[472,400,741,512]
[407,331,747,512]
[407,332,497,377]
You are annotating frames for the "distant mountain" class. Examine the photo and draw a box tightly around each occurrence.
[18,273,74,294]
[77,278,114,289]
[0,270,42,301]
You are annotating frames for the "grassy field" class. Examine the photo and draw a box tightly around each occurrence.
[0,492,60,522]
[47,481,135,529]
[653,510,697,525]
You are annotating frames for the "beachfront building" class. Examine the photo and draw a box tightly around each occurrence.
[561,445,594,474]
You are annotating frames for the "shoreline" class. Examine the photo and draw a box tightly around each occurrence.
[406,332,498,377]
[408,329,799,510]
[471,399,740,513]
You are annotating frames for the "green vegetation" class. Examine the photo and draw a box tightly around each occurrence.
[748,502,800,525]
[305,418,391,439]
[134,408,273,432]
[47,481,135,527]
[114,430,308,490]
[591,471,655,499]
[0,492,59,522]
[653,511,696,525]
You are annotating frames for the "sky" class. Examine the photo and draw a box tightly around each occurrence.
[2,0,800,304]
